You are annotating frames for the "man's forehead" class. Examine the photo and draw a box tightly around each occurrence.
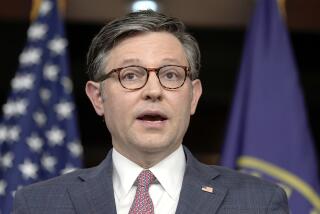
[111,32,180,47]
[106,32,188,68]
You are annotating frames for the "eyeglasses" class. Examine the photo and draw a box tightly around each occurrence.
[96,65,191,90]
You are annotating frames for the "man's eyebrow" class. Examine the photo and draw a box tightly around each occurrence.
[161,58,182,64]
[118,58,183,67]
[119,58,141,66]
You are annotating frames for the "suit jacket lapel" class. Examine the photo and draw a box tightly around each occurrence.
[175,147,228,214]
[66,147,227,214]
[67,150,117,214]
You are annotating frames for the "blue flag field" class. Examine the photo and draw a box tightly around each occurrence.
[0,0,82,213]
[221,0,320,213]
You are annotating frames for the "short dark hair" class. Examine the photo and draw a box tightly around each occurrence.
[86,10,201,81]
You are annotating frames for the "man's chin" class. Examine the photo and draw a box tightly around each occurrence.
[134,141,179,156]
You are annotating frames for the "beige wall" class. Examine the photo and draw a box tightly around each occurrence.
[65,0,255,27]
[0,0,319,30]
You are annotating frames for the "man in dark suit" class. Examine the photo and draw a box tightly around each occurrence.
[13,10,289,214]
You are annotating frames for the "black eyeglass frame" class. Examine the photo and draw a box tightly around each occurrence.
[95,65,191,90]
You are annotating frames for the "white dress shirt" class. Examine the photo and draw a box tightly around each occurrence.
[112,145,186,214]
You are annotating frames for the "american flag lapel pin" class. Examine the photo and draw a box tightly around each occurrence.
[201,185,214,193]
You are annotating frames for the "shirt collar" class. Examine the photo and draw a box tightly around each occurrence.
[112,149,143,200]
[150,145,186,200]
[112,145,186,201]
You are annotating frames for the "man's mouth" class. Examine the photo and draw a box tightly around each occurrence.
[136,111,168,124]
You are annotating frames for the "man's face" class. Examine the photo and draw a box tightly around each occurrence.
[86,32,202,165]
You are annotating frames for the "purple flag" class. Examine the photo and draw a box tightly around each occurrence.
[220,0,320,213]
[0,0,82,213]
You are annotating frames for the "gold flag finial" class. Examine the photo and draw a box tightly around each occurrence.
[30,0,42,21]
[30,0,67,21]
[277,0,287,20]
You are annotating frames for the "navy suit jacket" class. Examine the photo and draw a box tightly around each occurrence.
[13,147,289,213]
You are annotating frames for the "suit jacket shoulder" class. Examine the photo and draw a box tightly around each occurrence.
[176,147,289,214]
[13,150,116,214]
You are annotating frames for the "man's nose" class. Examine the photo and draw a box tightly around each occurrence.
[141,72,163,101]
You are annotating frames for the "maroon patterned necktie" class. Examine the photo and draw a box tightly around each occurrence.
[129,170,156,214]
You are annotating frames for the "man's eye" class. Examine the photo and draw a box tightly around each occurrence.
[121,68,145,81]
[160,69,180,81]
[123,72,137,80]
[165,72,177,80]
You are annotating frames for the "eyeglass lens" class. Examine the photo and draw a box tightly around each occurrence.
[119,65,186,89]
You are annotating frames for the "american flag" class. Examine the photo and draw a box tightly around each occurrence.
[0,0,82,212]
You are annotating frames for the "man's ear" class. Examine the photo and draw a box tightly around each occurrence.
[190,79,202,115]
[85,81,105,116]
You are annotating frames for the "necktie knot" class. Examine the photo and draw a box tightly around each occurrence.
[136,170,155,187]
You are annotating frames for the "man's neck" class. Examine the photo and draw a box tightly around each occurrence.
[112,144,182,168]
